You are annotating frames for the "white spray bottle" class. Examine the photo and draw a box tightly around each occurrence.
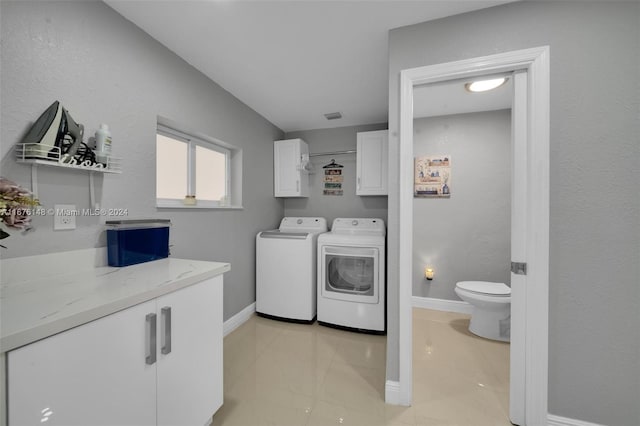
[95,123,112,166]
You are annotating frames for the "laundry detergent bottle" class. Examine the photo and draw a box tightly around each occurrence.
[95,123,112,165]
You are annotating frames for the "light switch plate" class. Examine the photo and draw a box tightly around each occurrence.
[54,204,77,230]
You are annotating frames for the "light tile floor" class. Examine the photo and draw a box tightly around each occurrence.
[212,308,511,426]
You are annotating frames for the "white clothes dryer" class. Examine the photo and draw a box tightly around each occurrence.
[256,217,327,322]
[317,218,385,333]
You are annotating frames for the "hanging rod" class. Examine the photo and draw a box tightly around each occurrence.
[309,149,356,157]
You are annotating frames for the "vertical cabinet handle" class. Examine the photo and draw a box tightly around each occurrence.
[296,180,300,192]
[145,313,157,365]
[161,306,172,355]
[357,177,361,189]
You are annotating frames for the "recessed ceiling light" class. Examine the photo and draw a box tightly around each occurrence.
[465,77,508,93]
[324,112,342,120]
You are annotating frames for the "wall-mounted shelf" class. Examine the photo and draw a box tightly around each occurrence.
[15,143,122,173]
[15,143,122,209]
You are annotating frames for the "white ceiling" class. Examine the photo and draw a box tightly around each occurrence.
[106,1,515,133]
[413,76,512,119]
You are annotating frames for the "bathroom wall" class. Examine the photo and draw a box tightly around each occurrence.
[284,124,388,226]
[0,1,285,321]
[387,1,640,425]
[413,110,511,300]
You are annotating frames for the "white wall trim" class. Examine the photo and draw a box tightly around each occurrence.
[384,380,402,405]
[412,296,473,315]
[397,46,550,424]
[223,302,256,337]
[547,414,606,426]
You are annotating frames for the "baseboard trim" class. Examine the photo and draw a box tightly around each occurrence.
[412,296,473,315]
[223,302,256,337]
[384,380,402,405]
[547,414,606,426]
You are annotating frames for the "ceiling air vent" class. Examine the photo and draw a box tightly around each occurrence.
[324,112,342,120]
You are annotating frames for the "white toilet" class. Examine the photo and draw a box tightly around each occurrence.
[454,281,511,342]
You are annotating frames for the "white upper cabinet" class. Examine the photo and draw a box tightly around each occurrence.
[356,130,388,196]
[274,139,309,197]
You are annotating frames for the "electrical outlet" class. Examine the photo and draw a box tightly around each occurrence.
[54,204,77,230]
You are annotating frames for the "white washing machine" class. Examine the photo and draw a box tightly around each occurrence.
[256,217,327,322]
[317,218,386,333]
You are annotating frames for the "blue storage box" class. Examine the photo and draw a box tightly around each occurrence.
[106,219,171,267]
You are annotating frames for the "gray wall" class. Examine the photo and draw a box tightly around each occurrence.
[284,124,388,226]
[388,2,640,425]
[413,111,511,300]
[0,1,285,321]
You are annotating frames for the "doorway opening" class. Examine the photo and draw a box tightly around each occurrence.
[394,47,550,426]
[412,78,513,423]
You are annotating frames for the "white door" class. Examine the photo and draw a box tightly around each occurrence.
[509,70,528,426]
[156,276,223,426]
[8,300,157,426]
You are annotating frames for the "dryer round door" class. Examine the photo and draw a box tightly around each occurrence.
[320,245,379,304]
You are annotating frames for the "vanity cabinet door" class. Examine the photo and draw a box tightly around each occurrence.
[8,300,157,426]
[156,276,223,426]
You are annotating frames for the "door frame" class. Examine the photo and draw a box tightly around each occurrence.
[396,46,550,425]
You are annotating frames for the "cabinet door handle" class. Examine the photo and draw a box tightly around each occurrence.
[145,313,157,365]
[161,306,172,355]
[296,180,300,192]
[357,177,361,190]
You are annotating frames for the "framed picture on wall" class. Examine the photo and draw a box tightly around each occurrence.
[414,155,451,197]
[323,159,344,196]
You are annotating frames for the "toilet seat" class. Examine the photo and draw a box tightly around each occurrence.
[456,281,510,297]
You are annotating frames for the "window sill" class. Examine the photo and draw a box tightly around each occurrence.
[156,203,243,210]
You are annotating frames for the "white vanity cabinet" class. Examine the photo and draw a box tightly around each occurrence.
[7,275,223,426]
[274,138,309,197]
[356,130,389,195]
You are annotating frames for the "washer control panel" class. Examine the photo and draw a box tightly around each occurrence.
[279,217,328,234]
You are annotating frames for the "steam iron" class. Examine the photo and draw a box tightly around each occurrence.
[21,101,84,162]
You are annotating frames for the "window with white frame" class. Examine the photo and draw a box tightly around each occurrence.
[156,125,231,208]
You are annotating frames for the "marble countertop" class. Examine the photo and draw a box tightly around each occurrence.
[0,257,230,353]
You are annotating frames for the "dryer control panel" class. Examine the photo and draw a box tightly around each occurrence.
[330,218,385,236]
